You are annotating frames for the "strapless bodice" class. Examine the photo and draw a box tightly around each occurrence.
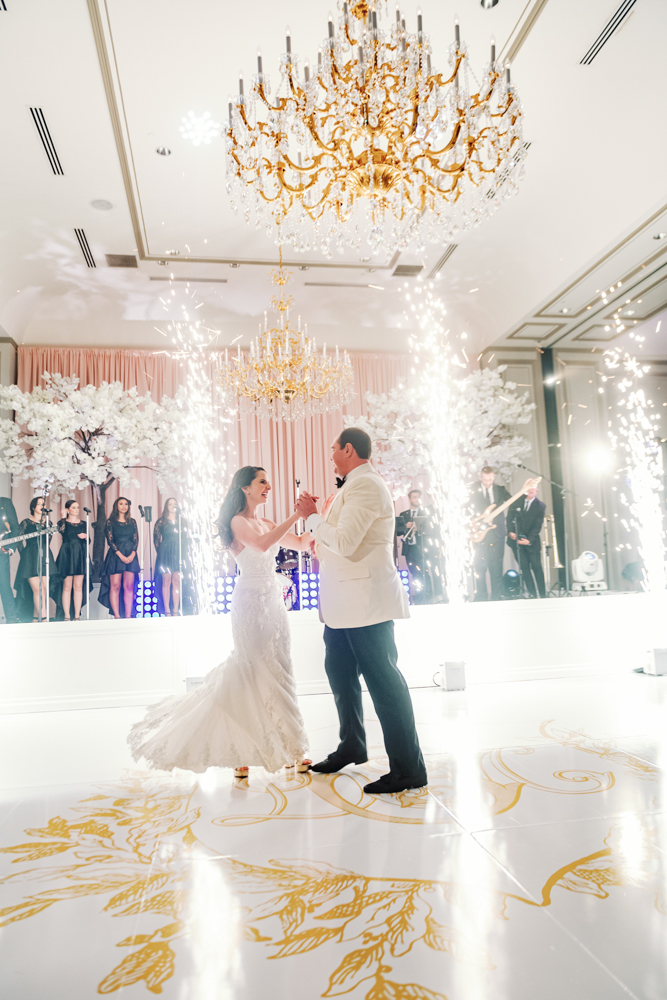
[234,543,280,583]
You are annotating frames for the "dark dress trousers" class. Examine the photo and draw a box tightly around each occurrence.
[471,483,511,601]
[0,498,20,623]
[507,498,546,598]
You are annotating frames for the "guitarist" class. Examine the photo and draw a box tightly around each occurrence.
[471,467,511,602]
[0,496,20,624]
[507,483,546,598]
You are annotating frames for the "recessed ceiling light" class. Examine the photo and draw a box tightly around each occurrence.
[157,260,167,265]
[91,199,113,210]
[165,249,180,255]
[561,307,569,313]
[299,265,310,271]
[480,0,499,7]
[626,310,635,315]
[156,147,171,156]
[653,232,667,240]
[230,262,240,268]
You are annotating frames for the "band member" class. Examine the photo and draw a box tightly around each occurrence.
[154,498,188,617]
[471,467,511,601]
[14,496,58,622]
[56,500,92,621]
[395,489,443,604]
[99,497,140,619]
[507,484,546,598]
[0,496,20,624]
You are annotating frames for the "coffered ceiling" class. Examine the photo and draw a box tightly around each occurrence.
[0,0,666,359]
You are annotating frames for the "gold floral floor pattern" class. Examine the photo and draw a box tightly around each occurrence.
[1,720,665,999]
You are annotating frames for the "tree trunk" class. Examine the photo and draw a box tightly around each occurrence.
[91,478,115,582]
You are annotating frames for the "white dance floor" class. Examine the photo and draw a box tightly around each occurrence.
[1,665,666,999]
[1,593,665,714]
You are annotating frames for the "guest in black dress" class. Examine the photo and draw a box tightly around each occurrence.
[99,497,140,619]
[154,498,188,616]
[56,500,92,621]
[0,496,20,624]
[14,496,58,622]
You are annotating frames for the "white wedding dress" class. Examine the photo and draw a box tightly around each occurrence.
[128,543,309,773]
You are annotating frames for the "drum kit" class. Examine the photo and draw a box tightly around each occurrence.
[276,547,313,610]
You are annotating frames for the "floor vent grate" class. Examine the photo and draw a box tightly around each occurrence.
[29,108,64,175]
[580,0,637,65]
[74,229,96,268]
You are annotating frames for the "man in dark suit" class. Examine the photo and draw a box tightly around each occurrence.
[470,467,511,601]
[507,484,546,598]
[0,497,20,624]
[395,489,443,604]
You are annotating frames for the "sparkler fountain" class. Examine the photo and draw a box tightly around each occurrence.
[408,280,471,604]
[605,349,666,594]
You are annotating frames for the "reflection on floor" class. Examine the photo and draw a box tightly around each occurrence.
[1,674,666,999]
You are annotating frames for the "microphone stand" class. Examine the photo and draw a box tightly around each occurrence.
[177,509,183,616]
[37,509,43,622]
[84,506,91,620]
[295,477,302,611]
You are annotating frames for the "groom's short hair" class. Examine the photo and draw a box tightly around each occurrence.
[338,427,372,459]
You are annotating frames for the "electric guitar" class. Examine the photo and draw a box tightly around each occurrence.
[469,477,542,544]
[0,525,59,551]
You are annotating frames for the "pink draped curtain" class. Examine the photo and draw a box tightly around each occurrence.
[14,347,409,568]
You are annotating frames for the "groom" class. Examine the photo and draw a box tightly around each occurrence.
[296,427,427,795]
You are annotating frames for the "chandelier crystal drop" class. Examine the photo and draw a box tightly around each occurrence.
[215,254,354,421]
[225,1,527,256]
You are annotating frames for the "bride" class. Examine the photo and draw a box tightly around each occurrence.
[129,466,312,778]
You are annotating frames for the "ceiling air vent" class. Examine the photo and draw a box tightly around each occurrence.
[428,245,457,279]
[105,254,138,268]
[392,264,423,278]
[74,229,95,268]
[29,107,64,175]
[581,0,637,65]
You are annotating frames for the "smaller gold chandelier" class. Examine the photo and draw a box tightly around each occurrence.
[216,255,353,421]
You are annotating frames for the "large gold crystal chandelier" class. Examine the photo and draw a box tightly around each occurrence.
[225,0,526,256]
[216,254,353,420]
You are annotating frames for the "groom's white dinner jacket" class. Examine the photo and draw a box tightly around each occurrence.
[306,462,410,629]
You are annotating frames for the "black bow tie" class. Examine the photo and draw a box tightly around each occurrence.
[336,476,347,489]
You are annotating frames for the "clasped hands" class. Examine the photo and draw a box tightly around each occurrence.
[295,491,318,519]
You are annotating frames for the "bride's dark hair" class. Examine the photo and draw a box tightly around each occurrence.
[217,466,265,548]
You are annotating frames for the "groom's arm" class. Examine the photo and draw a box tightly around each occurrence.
[304,480,379,559]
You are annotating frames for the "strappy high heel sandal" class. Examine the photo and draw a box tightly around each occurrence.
[233,766,249,779]
[287,759,313,773]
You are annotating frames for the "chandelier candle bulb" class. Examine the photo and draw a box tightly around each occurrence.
[238,72,244,98]
[257,49,263,75]
[304,60,310,83]
[454,16,460,48]
[286,27,291,55]
[491,37,495,64]
[396,4,401,24]
[506,63,511,85]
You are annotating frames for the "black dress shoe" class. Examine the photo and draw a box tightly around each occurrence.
[363,773,428,795]
[310,752,368,773]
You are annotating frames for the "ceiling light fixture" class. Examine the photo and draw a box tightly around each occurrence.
[165,249,180,256]
[653,232,667,240]
[91,199,113,210]
[480,0,500,7]
[216,250,353,420]
[156,147,171,156]
[225,4,525,255]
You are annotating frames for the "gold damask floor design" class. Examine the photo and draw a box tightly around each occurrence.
[1,717,665,999]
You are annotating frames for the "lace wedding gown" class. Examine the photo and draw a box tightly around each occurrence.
[129,543,309,773]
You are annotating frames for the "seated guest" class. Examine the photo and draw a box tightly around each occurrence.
[14,496,58,622]
[396,489,443,604]
[507,484,546,598]
[0,496,20,624]
[99,497,140,619]
[56,499,92,621]
[470,467,510,601]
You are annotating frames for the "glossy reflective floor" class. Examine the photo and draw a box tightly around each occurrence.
[1,673,666,999]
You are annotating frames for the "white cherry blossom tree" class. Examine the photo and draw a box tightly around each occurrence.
[0,373,188,572]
